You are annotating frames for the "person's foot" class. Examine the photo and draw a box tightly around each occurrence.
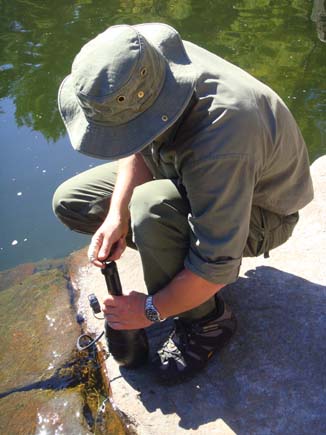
[152,297,236,385]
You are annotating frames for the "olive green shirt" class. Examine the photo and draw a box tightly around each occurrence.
[141,41,314,285]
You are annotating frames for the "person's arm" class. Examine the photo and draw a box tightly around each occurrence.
[103,142,254,329]
[153,268,224,319]
[88,153,153,267]
[102,267,224,330]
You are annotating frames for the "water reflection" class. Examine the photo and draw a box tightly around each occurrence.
[0,0,325,271]
[0,0,324,156]
[312,0,326,42]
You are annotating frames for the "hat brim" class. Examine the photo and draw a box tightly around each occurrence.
[58,23,196,160]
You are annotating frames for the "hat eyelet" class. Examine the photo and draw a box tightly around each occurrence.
[161,115,169,122]
[138,91,144,99]
[140,67,147,77]
[117,95,126,103]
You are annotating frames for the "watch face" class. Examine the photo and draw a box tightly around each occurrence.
[145,296,163,322]
[146,307,160,322]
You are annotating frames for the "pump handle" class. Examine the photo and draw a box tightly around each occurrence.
[101,261,123,296]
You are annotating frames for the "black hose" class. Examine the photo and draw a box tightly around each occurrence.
[76,331,105,351]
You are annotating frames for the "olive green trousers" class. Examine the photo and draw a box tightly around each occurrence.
[53,162,298,320]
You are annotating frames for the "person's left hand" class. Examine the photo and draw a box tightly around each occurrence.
[102,291,153,330]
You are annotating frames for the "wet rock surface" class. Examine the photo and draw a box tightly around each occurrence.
[0,389,86,435]
[0,258,126,434]
[0,262,79,393]
[71,156,326,434]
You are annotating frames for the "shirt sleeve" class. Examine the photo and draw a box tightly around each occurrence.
[180,151,256,285]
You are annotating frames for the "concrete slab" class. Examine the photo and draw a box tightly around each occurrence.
[70,156,326,435]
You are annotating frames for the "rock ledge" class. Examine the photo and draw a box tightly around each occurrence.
[72,156,326,435]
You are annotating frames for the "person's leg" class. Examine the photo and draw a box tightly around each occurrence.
[130,179,236,384]
[130,178,217,320]
[244,206,299,258]
[53,162,117,234]
[52,162,136,249]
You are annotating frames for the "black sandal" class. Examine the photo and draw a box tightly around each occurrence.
[152,298,237,385]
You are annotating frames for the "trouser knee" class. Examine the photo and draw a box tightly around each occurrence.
[130,184,165,247]
[53,163,117,234]
[130,179,190,248]
[52,182,72,226]
[52,180,110,234]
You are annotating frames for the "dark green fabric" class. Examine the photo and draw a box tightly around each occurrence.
[244,207,299,257]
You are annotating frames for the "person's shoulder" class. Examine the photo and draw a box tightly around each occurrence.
[183,39,279,117]
[175,91,260,159]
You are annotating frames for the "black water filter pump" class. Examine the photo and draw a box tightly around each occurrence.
[101,260,149,368]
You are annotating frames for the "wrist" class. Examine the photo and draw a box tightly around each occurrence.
[106,208,130,225]
[151,289,171,320]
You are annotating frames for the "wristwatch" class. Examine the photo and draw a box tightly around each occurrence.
[144,295,165,323]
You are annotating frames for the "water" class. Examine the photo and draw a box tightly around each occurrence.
[0,0,325,272]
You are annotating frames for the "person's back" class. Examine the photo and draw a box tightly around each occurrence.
[178,40,312,215]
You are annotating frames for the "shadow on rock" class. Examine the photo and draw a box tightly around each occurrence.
[118,266,326,435]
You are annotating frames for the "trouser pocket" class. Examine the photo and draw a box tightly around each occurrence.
[243,207,299,257]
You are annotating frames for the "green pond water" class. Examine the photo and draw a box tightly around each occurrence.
[0,0,325,272]
[0,0,325,433]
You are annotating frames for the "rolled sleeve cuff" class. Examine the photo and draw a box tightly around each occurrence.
[184,250,242,285]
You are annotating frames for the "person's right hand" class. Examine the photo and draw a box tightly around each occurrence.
[87,215,129,268]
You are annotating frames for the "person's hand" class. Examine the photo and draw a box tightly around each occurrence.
[103,291,153,330]
[87,215,129,268]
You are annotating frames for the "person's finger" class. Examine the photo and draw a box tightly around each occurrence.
[88,241,105,267]
[102,304,113,314]
[88,231,103,260]
[106,320,123,330]
[98,234,113,261]
[92,259,105,268]
[104,312,119,321]
[108,238,126,261]
[102,295,118,308]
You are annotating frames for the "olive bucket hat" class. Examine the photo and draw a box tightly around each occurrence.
[58,23,196,160]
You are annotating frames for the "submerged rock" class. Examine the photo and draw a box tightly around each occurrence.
[0,262,36,292]
[0,264,79,393]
